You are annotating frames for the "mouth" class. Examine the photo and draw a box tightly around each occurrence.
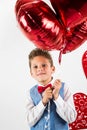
[37,73,46,76]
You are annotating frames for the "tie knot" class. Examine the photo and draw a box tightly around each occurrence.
[38,83,52,93]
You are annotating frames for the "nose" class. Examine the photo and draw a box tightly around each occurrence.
[37,65,43,71]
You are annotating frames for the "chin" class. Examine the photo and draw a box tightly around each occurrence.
[38,79,46,83]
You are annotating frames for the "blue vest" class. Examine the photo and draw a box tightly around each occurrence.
[30,82,68,130]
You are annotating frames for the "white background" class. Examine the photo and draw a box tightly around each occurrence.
[0,0,87,130]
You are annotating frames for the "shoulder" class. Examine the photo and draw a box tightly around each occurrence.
[30,84,38,91]
[27,84,38,96]
[63,82,72,92]
[63,82,73,100]
[30,84,39,96]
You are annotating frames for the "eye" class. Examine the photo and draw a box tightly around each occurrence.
[42,64,47,67]
[33,65,38,69]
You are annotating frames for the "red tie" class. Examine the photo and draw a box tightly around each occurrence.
[38,83,52,93]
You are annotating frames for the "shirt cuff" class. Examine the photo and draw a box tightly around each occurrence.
[36,100,46,112]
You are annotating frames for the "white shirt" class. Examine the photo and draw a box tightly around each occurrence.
[26,80,77,127]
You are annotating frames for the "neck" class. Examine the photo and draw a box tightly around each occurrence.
[38,77,53,86]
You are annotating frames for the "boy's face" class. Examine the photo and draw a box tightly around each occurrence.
[30,56,55,85]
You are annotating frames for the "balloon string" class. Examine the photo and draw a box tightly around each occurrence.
[59,50,63,64]
[58,37,67,64]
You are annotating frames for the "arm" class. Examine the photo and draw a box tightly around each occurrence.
[26,90,46,127]
[26,87,53,127]
[54,83,77,123]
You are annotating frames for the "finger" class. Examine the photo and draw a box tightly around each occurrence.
[55,79,61,83]
[48,94,53,99]
[46,87,53,92]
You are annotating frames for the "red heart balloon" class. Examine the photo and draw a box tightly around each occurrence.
[50,0,87,27]
[15,0,65,51]
[82,50,87,78]
[15,0,87,58]
[69,93,87,130]
[50,0,87,53]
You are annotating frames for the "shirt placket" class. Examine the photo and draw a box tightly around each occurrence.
[44,101,50,130]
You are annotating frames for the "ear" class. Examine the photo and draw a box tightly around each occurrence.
[51,66,55,74]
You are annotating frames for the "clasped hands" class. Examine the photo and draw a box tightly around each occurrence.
[42,79,62,106]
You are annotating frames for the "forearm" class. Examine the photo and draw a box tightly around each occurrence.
[27,100,45,127]
[54,95,77,123]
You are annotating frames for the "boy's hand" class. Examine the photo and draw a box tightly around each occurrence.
[52,79,62,100]
[42,87,53,106]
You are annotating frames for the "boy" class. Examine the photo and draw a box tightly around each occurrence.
[26,48,77,130]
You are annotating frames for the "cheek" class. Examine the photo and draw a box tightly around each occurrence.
[30,69,35,76]
[31,72,36,79]
[47,69,54,75]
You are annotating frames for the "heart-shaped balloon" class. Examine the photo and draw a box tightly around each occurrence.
[69,92,87,130]
[82,50,87,78]
[15,0,65,51]
[50,0,87,53]
[15,0,87,56]
[50,0,87,28]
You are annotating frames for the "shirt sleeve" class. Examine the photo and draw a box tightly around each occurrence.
[26,90,46,127]
[53,83,77,123]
